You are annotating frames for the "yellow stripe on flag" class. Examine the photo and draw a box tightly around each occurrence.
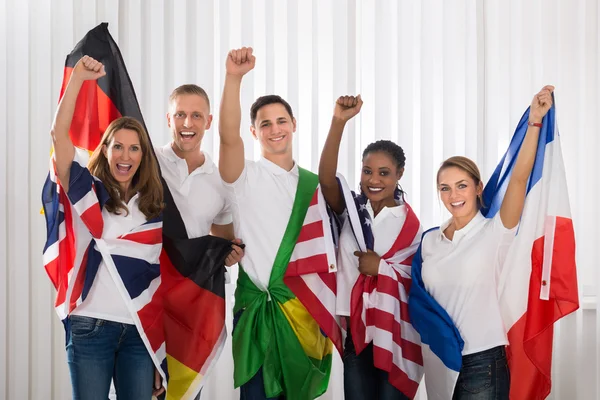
[165,354,202,400]
[279,298,333,360]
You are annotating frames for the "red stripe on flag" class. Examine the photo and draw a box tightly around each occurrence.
[309,191,319,207]
[284,275,343,355]
[79,205,104,239]
[373,345,420,398]
[319,271,337,295]
[164,280,225,372]
[364,308,422,365]
[287,253,330,277]
[363,273,412,302]
[60,67,122,152]
[154,249,226,371]
[508,217,578,400]
[55,191,76,307]
[119,228,162,245]
[68,246,90,313]
[296,221,324,244]
[44,258,60,292]
[350,275,369,354]
[136,251,168,352]
[382,204,420,259]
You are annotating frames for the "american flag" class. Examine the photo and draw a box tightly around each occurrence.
[283,182,344,355]
[337,175,424,398]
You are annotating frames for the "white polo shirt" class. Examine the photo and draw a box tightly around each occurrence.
[336,201,407,316]
[155,144,232,237]
[223,158,299,291]
[71,194,145,324]
[421,212,517,355]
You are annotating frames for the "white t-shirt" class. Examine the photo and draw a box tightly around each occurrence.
[421,212,517,355]
[336,201,407,316]
[71,194,145,324]
[155,144,232,238]
[223,158,299,291]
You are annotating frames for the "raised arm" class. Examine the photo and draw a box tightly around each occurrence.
[218,47,256,183]
[50,56,106,192]
[318,95,363,214]
[499,85,554,229]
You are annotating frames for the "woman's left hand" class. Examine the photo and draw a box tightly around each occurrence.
[153,368,165,397]
[530,85,555,123]
[354,250,382,276]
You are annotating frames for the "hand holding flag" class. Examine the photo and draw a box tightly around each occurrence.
[530,85,555,123]
[225,239,245,267]
[353,249,381,276]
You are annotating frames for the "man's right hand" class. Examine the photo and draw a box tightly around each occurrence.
[226,47,256,77]
[72,55,106,81]
[333,95,363,124]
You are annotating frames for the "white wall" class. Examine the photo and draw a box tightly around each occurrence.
[0,0,597,399]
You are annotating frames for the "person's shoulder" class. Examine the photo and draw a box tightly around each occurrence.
[421,226,441,250]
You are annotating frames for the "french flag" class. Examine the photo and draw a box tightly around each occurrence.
[409,98,579,399]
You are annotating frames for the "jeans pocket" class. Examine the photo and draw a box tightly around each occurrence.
[69,316,104,339]
[459,363,492,394]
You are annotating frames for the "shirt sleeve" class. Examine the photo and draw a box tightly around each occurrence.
[491,212,518,276]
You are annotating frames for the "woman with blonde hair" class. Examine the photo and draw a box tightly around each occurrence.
[411,86,554,399]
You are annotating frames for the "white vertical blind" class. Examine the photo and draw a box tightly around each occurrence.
[0,1,597,399]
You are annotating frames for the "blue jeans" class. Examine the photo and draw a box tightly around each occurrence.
[343,325,410,400]
[66,315,155,400]
[453,346,510,400]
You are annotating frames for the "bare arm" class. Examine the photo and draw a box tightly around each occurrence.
[51,56,106,192]
[499,85,554,229]
[210,222,235,240]
[219,48,256,183]
[318,95,363,214]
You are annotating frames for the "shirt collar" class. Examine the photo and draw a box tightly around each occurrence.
[439,211,485,242]
[366,200,406,222]
[258,157,299,177]
[161,143,214,174]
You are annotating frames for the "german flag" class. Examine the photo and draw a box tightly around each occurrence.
[43,22,233,399]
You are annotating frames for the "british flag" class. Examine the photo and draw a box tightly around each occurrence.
[43,146,166,363]
[42,23,235,399]
[337,175,424,398]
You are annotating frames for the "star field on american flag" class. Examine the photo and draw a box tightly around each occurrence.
[351,187,404,251]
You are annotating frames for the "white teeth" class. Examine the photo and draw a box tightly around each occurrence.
[180,131,195,137]
[368,187,384,192]
[451,201,465,206]
[116,163,132,173]
[270,136,284,142]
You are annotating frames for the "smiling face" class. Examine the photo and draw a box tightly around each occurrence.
[360,151,403,204]
[437,166,482,220]
[102,128,143,192]
[167,93,213,157]
[250,102,296,157]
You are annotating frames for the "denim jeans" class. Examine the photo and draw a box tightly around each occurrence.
[453,346,510,400]
[343,326,410,400]
[66,315,154,400]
